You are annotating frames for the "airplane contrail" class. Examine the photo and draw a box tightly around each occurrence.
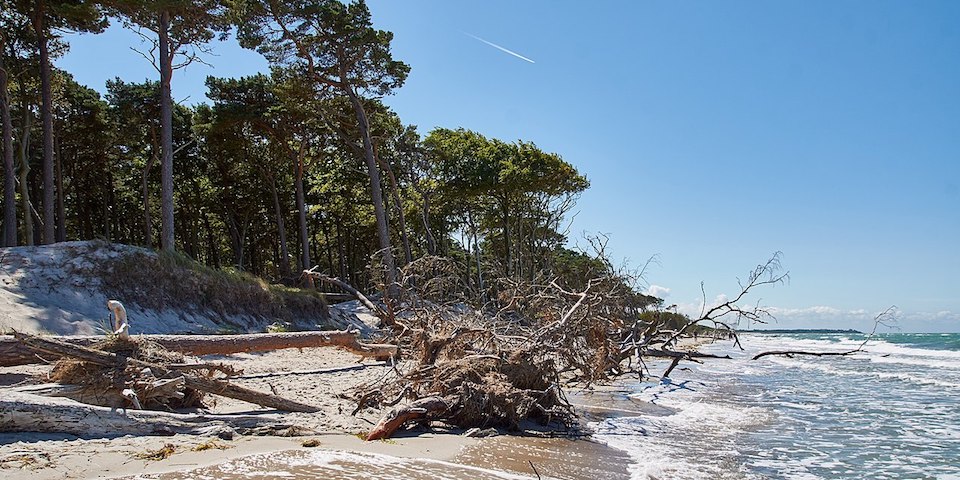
[464,32,535,64]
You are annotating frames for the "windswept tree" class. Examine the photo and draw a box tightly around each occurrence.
[424,128,589,281]
[110,0,228,251]
[235,0,410,293]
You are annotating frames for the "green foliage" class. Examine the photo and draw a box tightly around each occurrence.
[235,0,409,96]
[0,0,617,320]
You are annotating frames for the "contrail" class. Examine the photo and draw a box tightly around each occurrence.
[464,32,535,64]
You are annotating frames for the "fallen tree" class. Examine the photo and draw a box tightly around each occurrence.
[0,390,302,438]
[0,330,398,367]
[352,251,789,440]
[752,306,897,360]
[13,332,321,413]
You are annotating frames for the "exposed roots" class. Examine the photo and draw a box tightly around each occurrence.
[48,336,206,409]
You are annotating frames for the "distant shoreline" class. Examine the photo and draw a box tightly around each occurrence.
[738,329,864,334]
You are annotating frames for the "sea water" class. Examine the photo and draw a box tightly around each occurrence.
[592,333,960,479]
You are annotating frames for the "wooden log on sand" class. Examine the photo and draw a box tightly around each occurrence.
[12,332,320,413]
[365,396,450,441]
[0,330,398,367]
[0,390,289,438]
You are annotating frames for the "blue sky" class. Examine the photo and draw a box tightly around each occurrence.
[58,1,959,332]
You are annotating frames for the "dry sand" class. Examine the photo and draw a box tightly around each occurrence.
[0,342,652,479]
[0,345,482,479]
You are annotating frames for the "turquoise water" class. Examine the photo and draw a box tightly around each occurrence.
[593,333,960,479]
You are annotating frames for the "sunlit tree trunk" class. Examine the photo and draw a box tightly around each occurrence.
[0,48,16,246]
[17,98,33,246]
[294,149,310,271]
[31,0,55,244]
[345,89,396,293]
[158,10,175,252]
[268,174,291,277]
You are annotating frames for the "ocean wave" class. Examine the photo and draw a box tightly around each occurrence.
[594,381,773,480]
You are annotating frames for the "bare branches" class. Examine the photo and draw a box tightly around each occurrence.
[752,306,899,360]
[665,252,789,348]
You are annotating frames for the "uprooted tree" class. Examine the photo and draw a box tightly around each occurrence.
[330,248,789,440]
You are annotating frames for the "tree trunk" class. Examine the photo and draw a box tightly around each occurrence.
[501,198,511,277]
[0,47,15,247]
[202,210,220,268]
[17,99,33,246]
[0,391,286,438]
[55,135,65,242]
[345,89,396,295]
[366,396,450,441]
[0,331,397,367]
[269,174,291,278]
[303,269,387,320]
[336,218,347,279]
[143,132,158,248]
[294,149,310,271]
[420,192,436,255]
[375,151,412,265]
[32,0,55,245]
[158,10,175,252]
[12,333,321,413]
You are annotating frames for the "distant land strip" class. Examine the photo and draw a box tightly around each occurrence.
[737,329,864,334]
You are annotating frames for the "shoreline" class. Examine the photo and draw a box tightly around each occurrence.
[0,337,714,478]
[0,344,643,479]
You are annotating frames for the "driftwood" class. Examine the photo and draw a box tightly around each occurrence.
[751,307,898,361]
[0,390,295,438]
[365,396,451,441]
[13,332,320,413]
[752,349,861,360]
[644,348,732,378]
[303,267,388,319]
[0,330,398,367]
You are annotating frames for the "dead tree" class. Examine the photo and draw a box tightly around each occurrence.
[0,330,397,367]
[752,306,898,360]
[13,332,320,413]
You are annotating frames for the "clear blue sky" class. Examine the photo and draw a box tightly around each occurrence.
[59,1,960,332]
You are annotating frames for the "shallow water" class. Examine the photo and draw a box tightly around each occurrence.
[592,333,960,479]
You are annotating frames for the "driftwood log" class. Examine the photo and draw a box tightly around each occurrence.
[752,349,861,360]
[13,332,320,413]
[0,391,295,438]
[303,267,388,319]
[365,396,451,441]
[0,330,398,367]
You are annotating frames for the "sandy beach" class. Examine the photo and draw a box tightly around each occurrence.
[0,342,640,479]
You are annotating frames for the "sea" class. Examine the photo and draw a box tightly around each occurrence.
[138,332,960,479]
[592,332,960,479]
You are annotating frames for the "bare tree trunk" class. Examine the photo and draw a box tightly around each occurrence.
[366,397,450,441]
[336,218,347,279]
[294,149,310,271]
[345,90,396,295]
[1,391,287,438]
[0,48,16,247]
[55,135,65,242]
[32,0,55,245]
[375,152,412,265]
[13,333,321,413]
[158,11,175,252]
[501,198,511,277]
[268,174,291,278]
[1,331,397,367]
[143,133,158,248]
[420,192,436,255]
[17,100,33,246]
